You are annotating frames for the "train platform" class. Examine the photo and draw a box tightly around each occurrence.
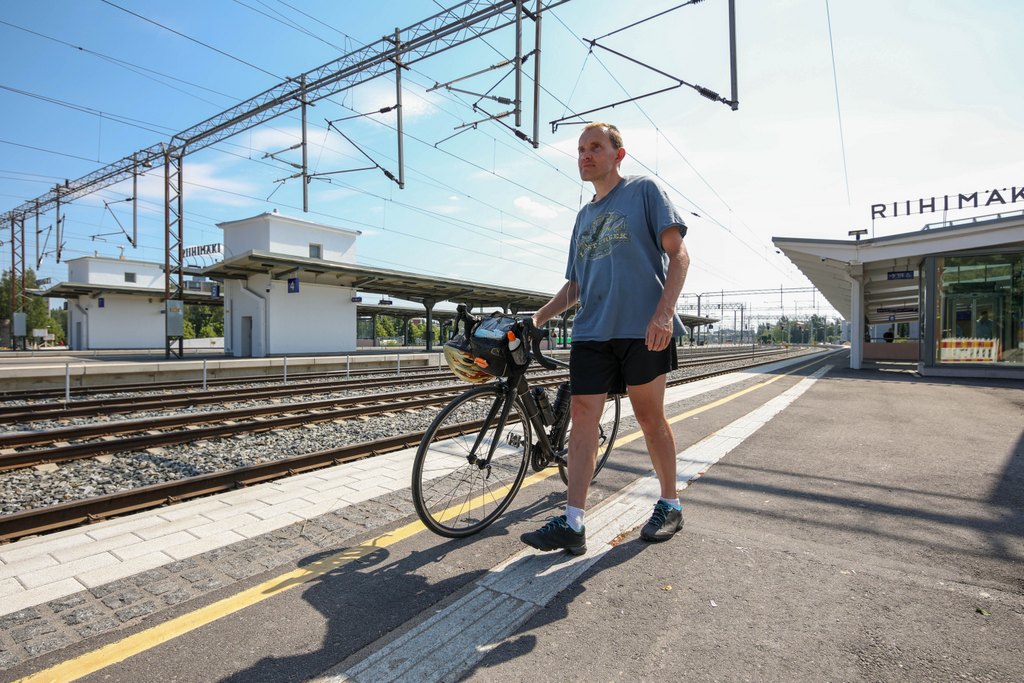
[0,348,450,392]
[1,349,1022,681]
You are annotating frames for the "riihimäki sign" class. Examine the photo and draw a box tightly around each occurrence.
[871,186,1022,220]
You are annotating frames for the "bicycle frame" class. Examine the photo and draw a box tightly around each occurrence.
[468,367,561,472]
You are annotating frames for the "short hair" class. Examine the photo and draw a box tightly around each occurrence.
[582,122,623,150]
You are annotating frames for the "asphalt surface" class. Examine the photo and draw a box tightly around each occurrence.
[458,365,1024,682]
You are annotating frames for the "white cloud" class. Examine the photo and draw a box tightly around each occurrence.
[512,196,559,220]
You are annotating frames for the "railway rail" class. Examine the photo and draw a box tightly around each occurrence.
[0,346,819,542]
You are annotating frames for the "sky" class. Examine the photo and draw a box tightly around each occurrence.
[1,0,1022,328]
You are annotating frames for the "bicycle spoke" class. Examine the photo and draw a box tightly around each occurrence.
[412,384,530,537]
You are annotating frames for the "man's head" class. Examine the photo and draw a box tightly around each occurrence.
[578,122,626,185]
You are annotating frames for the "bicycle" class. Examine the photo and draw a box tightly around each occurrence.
[412,309,621,538]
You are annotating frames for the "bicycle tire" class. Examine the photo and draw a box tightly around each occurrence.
[557,394,621,486]
[412,382,532,538]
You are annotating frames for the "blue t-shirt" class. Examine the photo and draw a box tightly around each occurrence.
[566,175,687,341]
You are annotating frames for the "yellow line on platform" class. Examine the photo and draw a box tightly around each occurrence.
[19,356,823,683]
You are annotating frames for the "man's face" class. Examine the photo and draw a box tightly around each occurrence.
[577,127,623,183]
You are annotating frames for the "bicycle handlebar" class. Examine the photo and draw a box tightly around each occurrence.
[522,318,567,370]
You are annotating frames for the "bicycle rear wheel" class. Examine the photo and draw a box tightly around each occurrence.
[557,394,621,486]
[412,383,532,538]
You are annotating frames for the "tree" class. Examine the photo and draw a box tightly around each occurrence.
[1,269,50,328]
[375,315,397,338]
[48,307,66,343]
[184,304,223,338]
[1,269,65,345]
[409,320,440,344]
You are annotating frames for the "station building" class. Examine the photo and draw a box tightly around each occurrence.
[214,211,362,357]
[774,210,1024,378]
[39,255,216,351]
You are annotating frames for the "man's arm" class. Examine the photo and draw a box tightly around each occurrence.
[645,227,690,352]
[532,280,580,328]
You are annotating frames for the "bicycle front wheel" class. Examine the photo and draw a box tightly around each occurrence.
[412,383,532,538]
[557,394,621,486]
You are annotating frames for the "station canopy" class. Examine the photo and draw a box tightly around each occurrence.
[36,281,220,306]
[773,211,1024,325]
[201,249,553,312]
[200,249,717,328]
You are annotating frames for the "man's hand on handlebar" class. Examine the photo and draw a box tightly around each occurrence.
[522,318,557,370]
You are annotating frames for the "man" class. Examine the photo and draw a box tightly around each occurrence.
[521,122,690,555]
[976,311,994,339]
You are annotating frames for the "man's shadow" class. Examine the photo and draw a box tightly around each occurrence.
[220,490,649,682]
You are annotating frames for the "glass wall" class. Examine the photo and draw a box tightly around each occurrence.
[934,252,1024,365]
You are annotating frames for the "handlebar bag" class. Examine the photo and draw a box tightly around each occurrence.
[470,313,523,377]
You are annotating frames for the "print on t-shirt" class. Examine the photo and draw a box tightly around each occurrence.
[577,210,630,260]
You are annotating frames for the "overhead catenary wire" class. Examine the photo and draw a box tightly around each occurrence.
[824,0,851,205]
[98,0,283,81]
[0,15,575,246]
[3,1,771,295]
[547,6,803,285]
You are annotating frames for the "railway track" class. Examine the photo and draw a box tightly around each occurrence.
[0,347,817,542]
[0,348,782,423]
[0,364,444,401]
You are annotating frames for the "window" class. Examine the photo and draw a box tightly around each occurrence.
[124,272,136,283]
[935,252,1023,365]
[309,243,322,259]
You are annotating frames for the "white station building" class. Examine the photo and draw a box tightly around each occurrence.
[41,255,209,351]
[775,210,1024,379]
[216,211,362,357]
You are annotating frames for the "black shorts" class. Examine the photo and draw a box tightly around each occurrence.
[569,339,678,396]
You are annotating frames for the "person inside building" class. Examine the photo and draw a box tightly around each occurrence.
[883,327,894,343]
[976,311,995,338]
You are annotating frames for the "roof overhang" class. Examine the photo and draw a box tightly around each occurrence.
[201,250,554,311]
[773,212,1024,322]
[34,282,221,305]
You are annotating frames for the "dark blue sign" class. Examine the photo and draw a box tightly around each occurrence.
[887,271,915,281]
[287,278,300,293]
[98,297,105,308]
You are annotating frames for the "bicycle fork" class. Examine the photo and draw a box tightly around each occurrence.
[466,384,516,478]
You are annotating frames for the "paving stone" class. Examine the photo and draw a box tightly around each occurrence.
[180,569,216,584]
[165,559,198,574]
[47,593,88,613]
[62,606,104,626]
[220,560,263,581]
[180,569,224,592]
[162,587,193,607]
[143,580,179,596]
[89,578,138,599]
[22,632,74,657]
[101,588,146,610]
[131,568,171,586]
[77,616,120,640]
[318,512,361,533]
[0,648,21,668]
[0,608,41,629]
[114,601,157,623]
[11,620,56,643]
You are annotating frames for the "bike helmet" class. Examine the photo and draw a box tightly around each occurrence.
[443,333,492,384]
